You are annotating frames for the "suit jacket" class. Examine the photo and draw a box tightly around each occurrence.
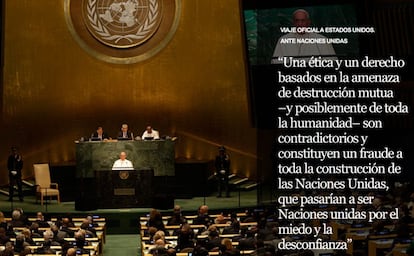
[91,132,110,140]
[8,154,23,176]
[117,131,133,140]
[215,154,230,176]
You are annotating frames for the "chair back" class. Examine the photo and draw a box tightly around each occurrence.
[33,164,51,188]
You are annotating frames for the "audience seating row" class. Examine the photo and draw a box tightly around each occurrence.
[330,221,414,256]
[139,211,257,256]
[2,215,107,256]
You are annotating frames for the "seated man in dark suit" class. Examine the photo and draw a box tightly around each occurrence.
[90,126,110,141]
[205,230,224,251]
[117,123,134,140]
[193,205,212,227]
[10,209,27,228]
[167,205,187,226]
[34,211,50,228]
[59,217,75,238]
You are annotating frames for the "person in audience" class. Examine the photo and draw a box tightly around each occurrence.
[223,221,241,236]
[151,230,164,243]
[44,230,61,246]
[240,209,257,223]
[36,230,58,254]
[66,248,76,256]
[13,234,30,254]
[167,205,187,226]
[21,228,35,245]
[205,230,223,251]
[0,227,10,245]
[141,125,160,140]
[193,245,209,256]
[86,214,99,227]
[222,213,240,235]
[147,209,165,232]
[251,239,267,256]
[148,239,169,255]
[147,226,158,241]
[80,219,97,238]
[215,146,230,197]
[201,224,218,236]
[29,222,43,238]
[112,151,134,170]
[7,146,24,202]
[193,205,212,227]
[214,213,228,224]
[74,230,90,255]
[90,126,110,141]
[59,240,73,256]
[34,211,50,228]
[257,220,277,242]
[0,212,7,231]
[0,244,14,256]
[222,238,240,256]
[177,223,195,251]
[19,247,31,256]
[238,227,256,250]
[59,217,75,238]
[10,209,26,228]
[150,232,176,256]
[117,123,134,140]
[50,224,66,244]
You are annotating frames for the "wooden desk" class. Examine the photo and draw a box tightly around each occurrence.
[368,239,394,256]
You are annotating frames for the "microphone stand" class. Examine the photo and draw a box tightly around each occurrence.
[9,197,14,213]
[45,187,48,213]
[9,175,14,212]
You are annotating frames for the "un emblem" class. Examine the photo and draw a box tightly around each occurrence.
[84,0,162,48]
[119,171,130,180]
[64,0,180,63]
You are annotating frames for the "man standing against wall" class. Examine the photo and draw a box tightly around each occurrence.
[8,146,24,202]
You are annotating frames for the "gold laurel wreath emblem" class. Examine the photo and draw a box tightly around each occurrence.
[86,0,160,47]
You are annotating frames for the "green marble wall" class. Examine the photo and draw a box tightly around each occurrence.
[75,140,175,178]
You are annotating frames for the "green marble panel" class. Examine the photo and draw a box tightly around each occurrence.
[76,140,175,178]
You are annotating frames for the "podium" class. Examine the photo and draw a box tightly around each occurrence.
[94,169,153,208]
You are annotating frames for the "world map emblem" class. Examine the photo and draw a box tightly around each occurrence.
[64,0,181,63]
[83,0,162,48]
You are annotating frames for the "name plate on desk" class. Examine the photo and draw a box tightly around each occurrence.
[114,188,135,196]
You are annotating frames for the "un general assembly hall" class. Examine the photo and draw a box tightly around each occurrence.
[0,0,414,255]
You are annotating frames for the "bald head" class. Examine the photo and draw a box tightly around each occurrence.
[199,205,209,215]
[119,151,127,160]
[67,248,76,256]
[293,9,311,31]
